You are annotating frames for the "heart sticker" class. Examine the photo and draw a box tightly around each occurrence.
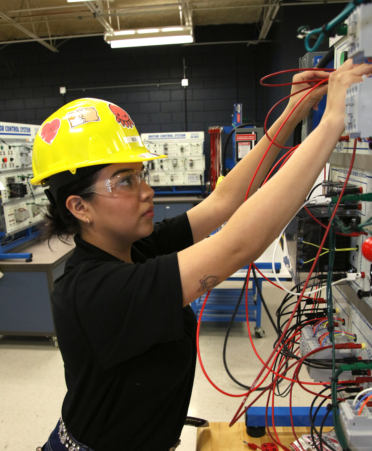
[40,118,61,145]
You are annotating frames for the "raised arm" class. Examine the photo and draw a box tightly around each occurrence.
[179,60,372,306]
[187,69,330,244]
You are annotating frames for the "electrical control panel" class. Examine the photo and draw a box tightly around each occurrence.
[0,121,47,237]
[329,17,372,303]
[346,3,372,64]
[295,10,372,422]
[345,78,372,139]
[285,203,358,285]
[141,132,205,187]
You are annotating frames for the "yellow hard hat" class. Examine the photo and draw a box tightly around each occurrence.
[31,98,165,185]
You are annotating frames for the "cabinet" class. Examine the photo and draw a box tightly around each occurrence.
[0,239,74,338]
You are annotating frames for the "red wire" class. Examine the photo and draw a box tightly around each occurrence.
[244,77,328,205]
[264,88,311,149]
[290,373,305,451]
[196,290,248,398]
[243,270,328,385]
[358,394,372,415]
[231,141,357,427]
[260,68,334,87]
[263,147,298,183]
[232,326,334,425]
[197,76,326,397]
[200,67,357,435]
[196,270,325,407]
[252,264,284,290]
[279,151,295,170]
[252,264,316,300]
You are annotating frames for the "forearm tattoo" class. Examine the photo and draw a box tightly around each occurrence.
[197,275,220,292]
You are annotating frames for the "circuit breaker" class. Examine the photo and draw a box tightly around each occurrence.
[141,132,205,187]
[0,122,46,236]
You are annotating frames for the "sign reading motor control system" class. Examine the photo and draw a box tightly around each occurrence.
[235,127,264,162]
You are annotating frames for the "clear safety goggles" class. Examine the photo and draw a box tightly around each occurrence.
[79,168,150,197]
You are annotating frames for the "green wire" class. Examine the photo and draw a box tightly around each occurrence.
[304,0,365,52]
[331,193,372,203]
[325,205,349,448]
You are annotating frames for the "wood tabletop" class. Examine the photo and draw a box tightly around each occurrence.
[196,422,331,451]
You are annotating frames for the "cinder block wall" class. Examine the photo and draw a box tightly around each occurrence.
[0,31,267,138]
[0,4,343,166]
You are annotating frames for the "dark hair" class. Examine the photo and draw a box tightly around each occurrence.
[40,171,99,245]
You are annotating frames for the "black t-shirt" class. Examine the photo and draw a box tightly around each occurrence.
[51,213,197,451]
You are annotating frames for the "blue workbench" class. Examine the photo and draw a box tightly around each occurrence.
[190,242,292,333]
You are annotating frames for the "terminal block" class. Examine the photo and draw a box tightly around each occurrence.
[300,326,356,382]
[347,3,372,64]
[339,399,372,451]
[345,77,372,139]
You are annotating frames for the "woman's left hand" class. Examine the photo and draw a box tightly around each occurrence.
[285,69,331,123]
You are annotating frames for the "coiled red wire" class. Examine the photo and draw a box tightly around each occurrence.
[197,67,358,449]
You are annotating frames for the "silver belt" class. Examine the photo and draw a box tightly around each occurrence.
[59,418,86,451]
[169,439,181,451]
[57,418,181,451]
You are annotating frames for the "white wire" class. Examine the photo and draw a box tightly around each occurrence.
[352,387,372,405]
[271,200,345,297]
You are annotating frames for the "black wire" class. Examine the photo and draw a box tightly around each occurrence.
[221,123,255,176]
[222,269,266,390]
[274,285,344,371]
[310,387,330,451]
[251,267,316,395]
[310,388,346,451]
[252,266,278,333]
[251,266,292,396]
[319,407,333,451]
[222,266,287,390]
[315,46,335,69]
[307,182,323,201]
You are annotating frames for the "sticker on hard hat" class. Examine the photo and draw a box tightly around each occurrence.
[124,136,143,146]
[138,152,159,159]
[108,104,135,129]
[40,118,61,145]
[67,107,100,129]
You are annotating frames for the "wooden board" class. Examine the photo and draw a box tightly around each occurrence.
[196,423,332,451]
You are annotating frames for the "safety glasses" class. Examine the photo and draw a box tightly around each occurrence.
[79,168,150,198]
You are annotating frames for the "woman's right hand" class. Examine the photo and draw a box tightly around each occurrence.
[323,59,372,132]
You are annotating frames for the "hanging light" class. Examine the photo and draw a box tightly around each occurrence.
[104,26,194,48]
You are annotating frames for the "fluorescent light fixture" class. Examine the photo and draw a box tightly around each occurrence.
[114,30,136,36]
[67,0,95,2]
[162,27,183,32]
[105,26,194,48]
[137,28,160,34]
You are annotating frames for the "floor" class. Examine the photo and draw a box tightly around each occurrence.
[0,281,317,451]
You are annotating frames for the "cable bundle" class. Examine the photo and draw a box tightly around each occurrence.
[197,66,372,451]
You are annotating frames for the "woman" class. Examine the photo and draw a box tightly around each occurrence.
[33,60,372,451]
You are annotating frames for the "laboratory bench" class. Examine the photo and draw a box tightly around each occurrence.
[0,238,74,341]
